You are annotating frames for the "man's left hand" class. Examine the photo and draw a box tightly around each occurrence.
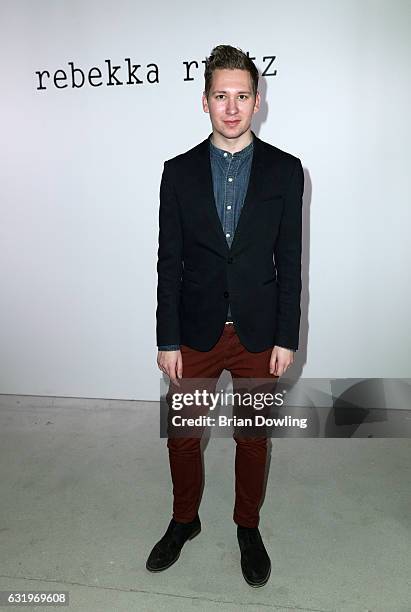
[269,346,294,377]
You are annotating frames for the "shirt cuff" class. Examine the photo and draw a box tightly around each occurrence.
[158,344,181,351]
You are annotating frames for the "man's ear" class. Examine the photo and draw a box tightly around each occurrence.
[253,91,261,114]
[202,92,209,113]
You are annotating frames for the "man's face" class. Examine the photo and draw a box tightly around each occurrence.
[202,68,260,140]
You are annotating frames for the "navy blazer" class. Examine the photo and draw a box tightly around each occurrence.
[156,130,304,352]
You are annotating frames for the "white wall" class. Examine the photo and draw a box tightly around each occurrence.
[1,0,410,401]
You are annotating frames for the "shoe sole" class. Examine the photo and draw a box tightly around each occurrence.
[145,526,201,573]
[241,562,271,588]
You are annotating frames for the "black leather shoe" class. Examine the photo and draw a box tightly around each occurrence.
[237,525,271,587]
[146,515,201,572]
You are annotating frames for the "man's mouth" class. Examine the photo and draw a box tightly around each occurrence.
[224,120,240,127]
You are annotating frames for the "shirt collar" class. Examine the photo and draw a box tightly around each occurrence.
[209,132,254,159]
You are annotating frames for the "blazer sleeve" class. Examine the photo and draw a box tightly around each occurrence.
[156,161,183,346]
[273,157,304,350]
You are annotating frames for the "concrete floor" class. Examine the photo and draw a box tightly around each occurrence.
[0,394,410,612]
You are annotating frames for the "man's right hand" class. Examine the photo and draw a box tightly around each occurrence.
[157,350,183,386]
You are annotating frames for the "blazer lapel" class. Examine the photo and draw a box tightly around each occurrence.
[195,134,230,254]
[230,132,265,252]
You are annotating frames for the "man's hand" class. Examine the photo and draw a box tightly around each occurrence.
[269,346,294,377]
[157,350,183,386]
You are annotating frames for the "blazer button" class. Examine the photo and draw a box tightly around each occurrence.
[227,257,233,264]
[224,291,229,298]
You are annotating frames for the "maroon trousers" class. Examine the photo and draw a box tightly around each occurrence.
[166,323,277,528]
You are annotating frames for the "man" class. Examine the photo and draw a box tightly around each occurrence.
[147,45,304,587]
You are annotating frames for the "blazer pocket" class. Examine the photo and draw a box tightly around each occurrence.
[260,194,283,204]
[262,276,276,285]
[182,274,200,287]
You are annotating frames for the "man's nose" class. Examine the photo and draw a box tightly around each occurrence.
[226,98,239,114]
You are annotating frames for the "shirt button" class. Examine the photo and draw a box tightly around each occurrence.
[224,291,229,298]
[225,233,231,238]
[227,205,232,210]
[228,177,233,182]
[223,152,228,157]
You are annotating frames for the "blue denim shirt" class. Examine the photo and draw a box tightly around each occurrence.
[209,135,254,322]
[158,134,254,350]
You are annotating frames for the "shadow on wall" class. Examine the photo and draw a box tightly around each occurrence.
[252,71,312,383]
